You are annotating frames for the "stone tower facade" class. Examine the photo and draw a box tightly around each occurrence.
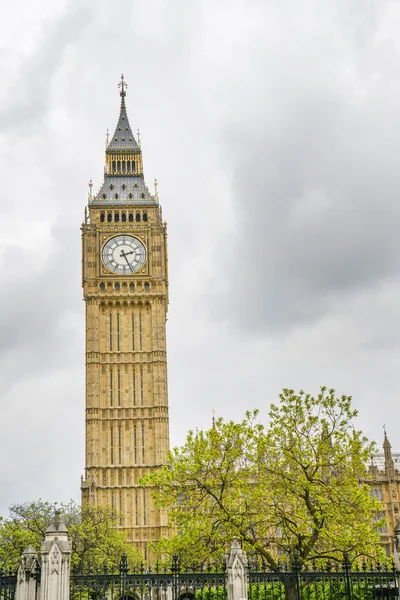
[81,76,170,559]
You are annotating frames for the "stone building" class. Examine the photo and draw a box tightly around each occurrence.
[80,76,170,559]
[363,430,400,558]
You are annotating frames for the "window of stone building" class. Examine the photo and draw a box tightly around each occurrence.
[143,212,148,222]
[373,511,387,534]
[370,486,383,501]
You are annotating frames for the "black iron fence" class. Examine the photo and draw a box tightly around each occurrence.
[70,555,227,600]
[0,567,17,600]
[248,554,399,600]
[70,554,400,600]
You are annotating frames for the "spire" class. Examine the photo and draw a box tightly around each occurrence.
[383,426,395,478]
[108,74,139,151]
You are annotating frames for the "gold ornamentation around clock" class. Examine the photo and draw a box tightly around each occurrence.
[102,235,146,274]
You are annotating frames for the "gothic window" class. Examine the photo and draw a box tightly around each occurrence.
[139,313,143,350]
[110,184,114,190]
[133,367,136,406]
[109,314,113,351]
[121,211,126,222]
[121,183,126,190]
[140,366,144,404]
[114,211,119,221]
[143,489,147,524]
[117,161,121,172]
[107,212,112,222]
[102,193,107,200]
[141,193,145,199]
[114,194,119,201]
[99,282,105,291]
[127,161,131,172]
[128,193,133,200]
[143,212,148,222]
[116,312,120,350]
[134,183,138,188]
[122,161,126,172]
[117,368,121,407]
[100,212,105,222]
[115,283,120,292]
[110,424,114,465]
[110,367,113,406]
[112,161,116,172]
[134,426,137,464]
[129,212,134,222]
[131,314,135,351]
[136,213,141,222]
[144,282,150,292]
[132,160,136,172]
[129,283,134,292]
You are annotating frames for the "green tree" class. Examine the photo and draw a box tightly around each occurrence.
[143,387,382,573]
[0,500,142,571]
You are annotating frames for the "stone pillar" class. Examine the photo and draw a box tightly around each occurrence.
[15,545,40,600]
[40,511,72,600]
[227,539,248,600]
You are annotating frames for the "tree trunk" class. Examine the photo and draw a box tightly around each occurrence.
[284,577,298,600]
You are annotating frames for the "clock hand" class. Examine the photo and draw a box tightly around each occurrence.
[120,249,134,272]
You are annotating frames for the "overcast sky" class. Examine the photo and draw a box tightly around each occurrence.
[0,0,399,516]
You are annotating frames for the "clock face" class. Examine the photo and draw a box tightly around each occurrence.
[102,235,146,274]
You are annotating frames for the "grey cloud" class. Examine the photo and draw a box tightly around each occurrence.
[0,224,82,401]
[208,4,400,333]
[0,0,95,133]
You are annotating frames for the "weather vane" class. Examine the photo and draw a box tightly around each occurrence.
[118,74,127,97]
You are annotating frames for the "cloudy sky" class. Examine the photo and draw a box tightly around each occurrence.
[0,0,400,516]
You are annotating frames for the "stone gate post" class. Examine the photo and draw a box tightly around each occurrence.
[15,545,40,600]
[227,539,248,600]
[39,511,72,600]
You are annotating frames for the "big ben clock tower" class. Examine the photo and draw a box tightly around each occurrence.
[81,76,170,557]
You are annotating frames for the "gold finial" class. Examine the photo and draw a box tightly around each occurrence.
[212,410,216,428]
[106,128,109,147]
[88,179,93,199]
[137,128,141,147]
[118,74,127,97]
[154,178,158,200]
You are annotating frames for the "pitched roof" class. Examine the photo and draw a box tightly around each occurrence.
[107,75,139,151]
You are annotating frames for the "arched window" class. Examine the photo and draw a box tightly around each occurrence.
[129,283,135,292]
[114,193,119,200]
[99,283,105,292]
[136,213,141,222]
[122,161,126,172]
[141,193,145,199]
[109,184,114,190]
[114,212,120,222]
[117,161,121,172]
[144,282,150,292]
[100,212,105,222]
[107,212,112,222]
[128,193,133,200]
[122,212,126,222]
[132,160,136,172]
[127,161,131,172]
[115,283,120,292]
[129,213,134,222]
[112,161,116,172]
[143,213,148,222]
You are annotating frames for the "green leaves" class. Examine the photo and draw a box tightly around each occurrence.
[0,500,142,571]
[143,387,381,570]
